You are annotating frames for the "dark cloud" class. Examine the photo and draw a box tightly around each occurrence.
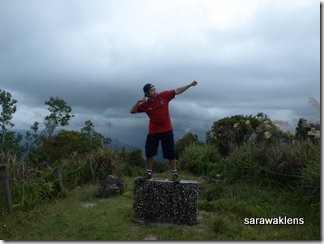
[0,0,319,148]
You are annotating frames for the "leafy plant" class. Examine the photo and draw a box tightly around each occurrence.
[178,144,222,176]
[0,90,21,166]
[44,97,74,136]
[175,132,202,159]
[206,114,284,156]
[117,149,145,176]
[81,120,111,149]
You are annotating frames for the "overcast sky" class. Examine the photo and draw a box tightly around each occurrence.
[0,0,320,148]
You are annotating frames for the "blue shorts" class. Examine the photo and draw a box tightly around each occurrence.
[145,130,175,160]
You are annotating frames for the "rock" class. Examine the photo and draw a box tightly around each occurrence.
[203,174,222,183]
[97,175,124,198]
[81,202,97,208]
[143,234,158,240]
[133,178,198,225]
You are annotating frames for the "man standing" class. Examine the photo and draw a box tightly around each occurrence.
[130,80,198,183]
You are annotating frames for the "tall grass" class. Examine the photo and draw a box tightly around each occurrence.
[0,148,133,214]
[179,139,320,201]
[0,177,320,240]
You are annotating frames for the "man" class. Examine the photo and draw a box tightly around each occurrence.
[130,80,198,183]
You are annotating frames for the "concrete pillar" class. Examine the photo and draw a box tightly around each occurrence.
[133,178,198,225]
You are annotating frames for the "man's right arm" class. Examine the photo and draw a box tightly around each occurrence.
[130,98,146,113]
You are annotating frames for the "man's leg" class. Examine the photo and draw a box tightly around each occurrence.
[170,159,180,183]
[169,158,180,183]
[161,131,180,183]
[141,134,159,180]
[141,156,155,181]
[145,156,154,176]
[170,158,177,171]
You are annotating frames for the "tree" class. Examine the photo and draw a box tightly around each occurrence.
[25,121,39,146]
[44,97,74,136]
[23,97,74,166]
[24,121,40,159]
[0,90,22,165]
[81,120,111,150]
[0,89,17,145]
[1,131,23,161]
[36,130,90,164]
[31,120,112,165]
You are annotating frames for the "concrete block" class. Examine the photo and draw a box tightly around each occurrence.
[133,178,198,225]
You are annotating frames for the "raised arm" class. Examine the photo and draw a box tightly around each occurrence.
[130,97,146,114]
[175,80,198,95]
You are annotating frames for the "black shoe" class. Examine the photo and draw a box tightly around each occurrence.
[172,173,180,183]
[140,172,152,181]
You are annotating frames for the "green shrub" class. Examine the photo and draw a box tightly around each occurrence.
[220,143,255,183]
[220,139,320,193]
[301,159,320,199]
[206,114,284,157]
[178,144,222,176]
[212,216,229,234]
[116,149,145,177]
[61,160,93,191]
[295,118,320,141]
[206,114,262,156]
[297,140,320,200]
[175,132,202,159]
[91,148,121,180]
[1,164,61,212]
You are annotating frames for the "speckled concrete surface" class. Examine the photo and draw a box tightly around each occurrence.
[133,178,198,225]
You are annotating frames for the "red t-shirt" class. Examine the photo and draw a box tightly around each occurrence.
[138,90,175,134]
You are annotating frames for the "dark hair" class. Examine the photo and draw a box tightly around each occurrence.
[143,83,153,95]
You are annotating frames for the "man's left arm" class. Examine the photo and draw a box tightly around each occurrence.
[175,80,198,95]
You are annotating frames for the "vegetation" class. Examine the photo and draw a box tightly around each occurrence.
[0,176,319,240]
[175,132,202,159]
[43,96,75,136]
[178,144,222,176]
[174,114,319,197]
[0,89,320,240]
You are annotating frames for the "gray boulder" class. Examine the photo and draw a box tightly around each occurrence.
[97,175,124,198]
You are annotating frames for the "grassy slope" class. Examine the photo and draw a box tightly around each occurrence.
[0,175,320,240]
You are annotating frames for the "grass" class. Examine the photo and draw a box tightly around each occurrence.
[0,174,320,240]
[198,181,320,240]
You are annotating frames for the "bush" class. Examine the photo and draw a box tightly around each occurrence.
[206,114,262,156]
[116,149,144,177]
[61,160,93,191]
[92,148,120,180]
[2,163,60,212]
[295,118,320,142]
[175,132,202,159]
[206,114,283,157]
[220,139,320,192]
[297,140,320,200]
[178,144,222,176]
[221,143,255,183]
[301,159,320,199]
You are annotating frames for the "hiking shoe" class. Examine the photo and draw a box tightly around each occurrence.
[139,172,152,181]
[172,173,180,183]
